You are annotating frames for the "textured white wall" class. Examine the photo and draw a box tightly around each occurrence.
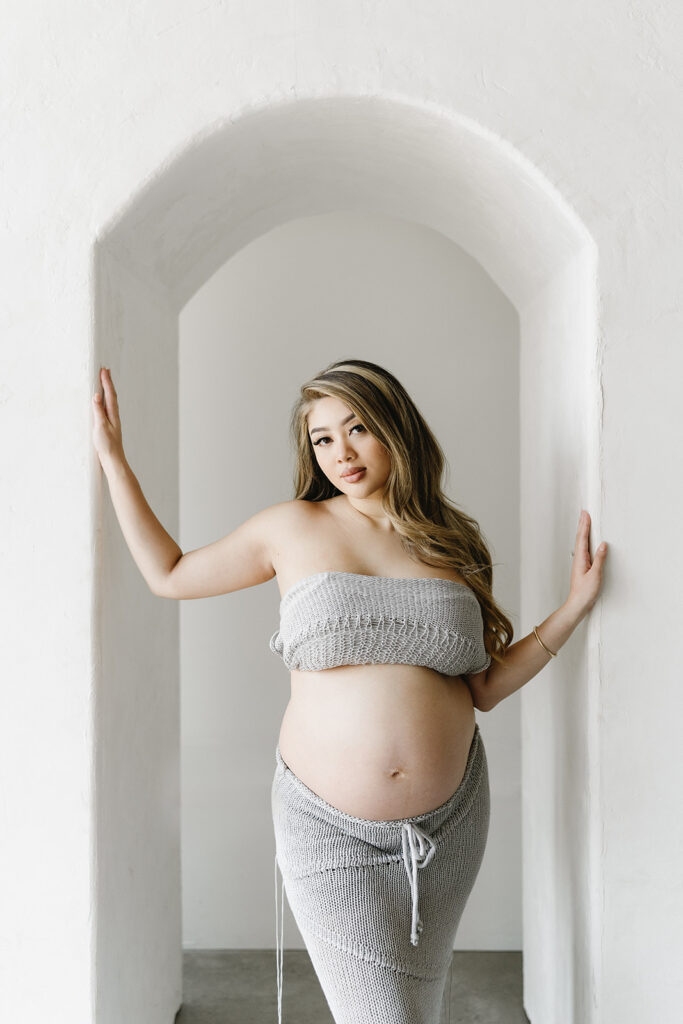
[2,3,681,1023]
[178,210,521,950]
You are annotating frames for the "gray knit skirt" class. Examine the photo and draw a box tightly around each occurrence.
[271,722,490,1024]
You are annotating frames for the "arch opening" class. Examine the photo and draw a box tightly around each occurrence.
[93,92,601,1023]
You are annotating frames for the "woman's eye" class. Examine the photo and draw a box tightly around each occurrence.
[313,424,366,447]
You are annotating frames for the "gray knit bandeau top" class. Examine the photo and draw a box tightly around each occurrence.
[269,571,491,677]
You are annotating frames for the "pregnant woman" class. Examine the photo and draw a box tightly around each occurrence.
[92,357,607,1024]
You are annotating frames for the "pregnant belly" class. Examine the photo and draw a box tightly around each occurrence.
[278,662,477,821]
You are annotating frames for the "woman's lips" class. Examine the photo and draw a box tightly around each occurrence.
[341,468,366,483]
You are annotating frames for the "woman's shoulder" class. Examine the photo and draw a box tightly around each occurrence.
[266,498,334,576]
[266,496,330,532]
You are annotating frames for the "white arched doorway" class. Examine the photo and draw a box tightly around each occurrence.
[93,93,601,1023]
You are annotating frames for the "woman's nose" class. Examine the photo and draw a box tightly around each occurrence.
[337,438,356,458]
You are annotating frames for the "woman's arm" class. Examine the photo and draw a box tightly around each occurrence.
[478,600,583,711]
[92,367,184,593]
[100,456,184,594]
[480,509,608,712]
[92,366,276,599]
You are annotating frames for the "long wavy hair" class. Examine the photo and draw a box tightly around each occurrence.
[288,358,513,667]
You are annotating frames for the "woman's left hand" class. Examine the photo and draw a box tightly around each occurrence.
[566,509,608,618]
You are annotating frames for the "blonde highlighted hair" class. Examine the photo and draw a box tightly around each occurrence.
[288,358,513,667]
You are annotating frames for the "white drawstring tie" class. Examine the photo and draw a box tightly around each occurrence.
[401,822,437,946]
[274,852,285,1023]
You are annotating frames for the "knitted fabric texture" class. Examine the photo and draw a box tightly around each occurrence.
[269,571,491,677]
[272,723,490,1024]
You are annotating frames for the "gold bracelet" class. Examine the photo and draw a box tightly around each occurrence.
[533,625,557,658]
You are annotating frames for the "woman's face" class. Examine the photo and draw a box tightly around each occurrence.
[306,396,392,496]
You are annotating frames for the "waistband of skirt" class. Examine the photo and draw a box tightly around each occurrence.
[274,721,486,836]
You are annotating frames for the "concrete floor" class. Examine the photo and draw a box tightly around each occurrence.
[175,949,531,1023]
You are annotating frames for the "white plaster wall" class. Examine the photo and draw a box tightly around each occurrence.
[94,260,183,1022]
[178,210,521,949]
[2,3,682,1023]
[520,255,601,1023]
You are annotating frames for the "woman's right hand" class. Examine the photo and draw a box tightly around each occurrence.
[92,367,126,469]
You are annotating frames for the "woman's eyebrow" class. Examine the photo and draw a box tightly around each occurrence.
[309,412,357,437]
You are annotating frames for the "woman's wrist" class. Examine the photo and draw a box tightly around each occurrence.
[561,595,587,629]
[101,450,129,479]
